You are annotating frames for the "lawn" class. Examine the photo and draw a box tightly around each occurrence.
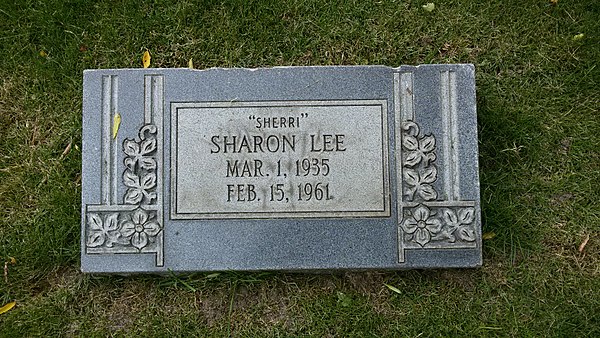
[0,0,598,336]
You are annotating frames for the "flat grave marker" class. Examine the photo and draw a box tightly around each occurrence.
[81,64,482,273]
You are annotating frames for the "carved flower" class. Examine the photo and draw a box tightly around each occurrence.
[123,137,157,171]
[402,133,436,167]
[403,167,438,201]
[402,205,442,247]
[441,208,476,242]
[87,213,120,248]
[122,125,158,205]
[120,209,161,250]
[123,170,157,204]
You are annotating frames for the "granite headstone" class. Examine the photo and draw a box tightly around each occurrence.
[81,64,481,273]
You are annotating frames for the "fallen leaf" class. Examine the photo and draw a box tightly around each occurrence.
[188,58,194,69]
[112,113,121,139]
[578,234,589,253]
[9,257,15,265]
[384,283,402,295]
[60,141,72,159]
[79,44,88,52]
[39,50,47,57]
[483,232,496,240]
[205,273,220,279]
[142,50,151,68]
[572,33,584,41]
[549,0,558,5]
[0,301,15,315]
[422,3,435,12]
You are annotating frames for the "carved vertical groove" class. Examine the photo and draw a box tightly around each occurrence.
[441,70,460,201]
[395,71,415,263]
[111,75,119,204]
[143,74,164,266]
[101,75,119,205]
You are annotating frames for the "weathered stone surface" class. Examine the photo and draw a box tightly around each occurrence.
[81,65,481,273]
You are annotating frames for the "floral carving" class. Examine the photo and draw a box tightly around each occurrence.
[401,204,476,247]
[403,167,437,201]
[402,122,438,201]
[401,204,442,247]
[86,123,162,253]
[120,208,161,250]
[86,209,161,251]
[87,213,120,248]
[402,129,436,167]
[123,124,157,205]
[440,208,476,242]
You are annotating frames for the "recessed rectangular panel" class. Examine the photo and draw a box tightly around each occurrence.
[171,100,390,219]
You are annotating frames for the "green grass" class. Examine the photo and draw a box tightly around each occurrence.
[1,0,599,336]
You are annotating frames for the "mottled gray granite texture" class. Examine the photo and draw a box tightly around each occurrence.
[81,64,481,273]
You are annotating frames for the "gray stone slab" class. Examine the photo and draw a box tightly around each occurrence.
[81,64,482,273]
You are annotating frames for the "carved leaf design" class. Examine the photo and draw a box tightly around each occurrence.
[420,135,435,153]
[87,232,105,248]
[402,135,419,151]
[139,157,157,170]
[105,213,119,231]
[140,138,156,155]
[123,139,140,157]
[420,166,437,184]
[442,209,458,227]
[140,173,156,190]
[403,169,419,186]
[124,189,143,204]
[103,213,120,247]
[458,227,476,242]
[458,208,475,224]
[88,213,103,231]
[418,184,437,201]
[404,151,421,167]
[123,170,140,188]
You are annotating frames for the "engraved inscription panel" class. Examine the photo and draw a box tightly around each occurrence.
[171,100,390,219]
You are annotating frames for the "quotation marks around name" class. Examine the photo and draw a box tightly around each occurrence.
[248,113,309,120]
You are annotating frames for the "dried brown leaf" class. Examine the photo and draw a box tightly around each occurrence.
[578,234,590,253]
